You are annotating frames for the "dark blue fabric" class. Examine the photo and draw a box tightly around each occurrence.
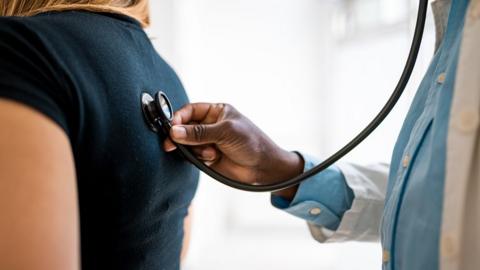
[0,11,199,270]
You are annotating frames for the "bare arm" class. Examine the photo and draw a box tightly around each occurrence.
[181,205,193,263]
[0,99,80,270]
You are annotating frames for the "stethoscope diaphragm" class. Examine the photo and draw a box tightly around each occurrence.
[141,91,174,134]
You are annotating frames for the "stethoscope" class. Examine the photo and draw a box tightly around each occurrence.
[141,0,428,192]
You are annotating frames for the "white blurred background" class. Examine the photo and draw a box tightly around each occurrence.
[147,0,436,269]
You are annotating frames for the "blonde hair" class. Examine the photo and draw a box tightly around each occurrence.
[0,0,149,27]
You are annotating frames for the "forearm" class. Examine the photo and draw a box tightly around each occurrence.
[181,205,193,262]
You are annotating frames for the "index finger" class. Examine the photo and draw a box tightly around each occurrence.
[173,103,225,125]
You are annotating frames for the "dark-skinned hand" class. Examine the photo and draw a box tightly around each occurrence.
[163,103,304,200]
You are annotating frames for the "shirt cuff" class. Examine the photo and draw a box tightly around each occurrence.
[271,153,354,231]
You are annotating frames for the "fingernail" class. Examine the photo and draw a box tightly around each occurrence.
[171,126,187,139]
[174,115,182,124]
[165,145,177,152]
[202,149,215,160]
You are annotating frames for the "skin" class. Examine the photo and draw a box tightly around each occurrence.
[181,206,193,262]
[0,99,80,270]
[163,103,304,200]
[0,98,193,268]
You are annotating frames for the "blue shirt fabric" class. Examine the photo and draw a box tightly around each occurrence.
[272,156,354,231]
[272,0,469,269]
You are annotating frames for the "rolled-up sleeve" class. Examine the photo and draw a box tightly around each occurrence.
[272,153,388,243]
[271,154,354,231]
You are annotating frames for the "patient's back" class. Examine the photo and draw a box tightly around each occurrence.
[0,11,198,270]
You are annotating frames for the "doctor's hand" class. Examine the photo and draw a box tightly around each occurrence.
[163,103,303,197]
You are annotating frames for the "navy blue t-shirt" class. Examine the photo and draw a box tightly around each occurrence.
[0,11,199,270]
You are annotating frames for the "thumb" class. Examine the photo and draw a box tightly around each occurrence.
[170,124,222,145]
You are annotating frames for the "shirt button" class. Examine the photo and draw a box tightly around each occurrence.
[309,208,322,216]
[453,110,479,134]
[402,155,410,168]
[436,72,446,84]
[441,234,458,260]
[382,249,390,263]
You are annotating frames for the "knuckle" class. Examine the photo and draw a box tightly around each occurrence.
[193,124,207,141]
[213,103,227,114]
[221,119,236,131]
[220,103,241,120]
[220,103,234,113]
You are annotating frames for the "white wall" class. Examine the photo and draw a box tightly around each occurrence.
[147,0,436,269]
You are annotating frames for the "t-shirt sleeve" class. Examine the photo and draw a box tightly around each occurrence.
[0,19,74,135]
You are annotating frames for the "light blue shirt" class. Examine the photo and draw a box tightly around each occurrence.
[272,0,470,269]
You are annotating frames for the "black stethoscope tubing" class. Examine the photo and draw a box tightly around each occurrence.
[142,0,428,192]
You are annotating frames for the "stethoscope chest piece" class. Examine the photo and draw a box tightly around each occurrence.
[138,0,428,192]
[141,91,174,134]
